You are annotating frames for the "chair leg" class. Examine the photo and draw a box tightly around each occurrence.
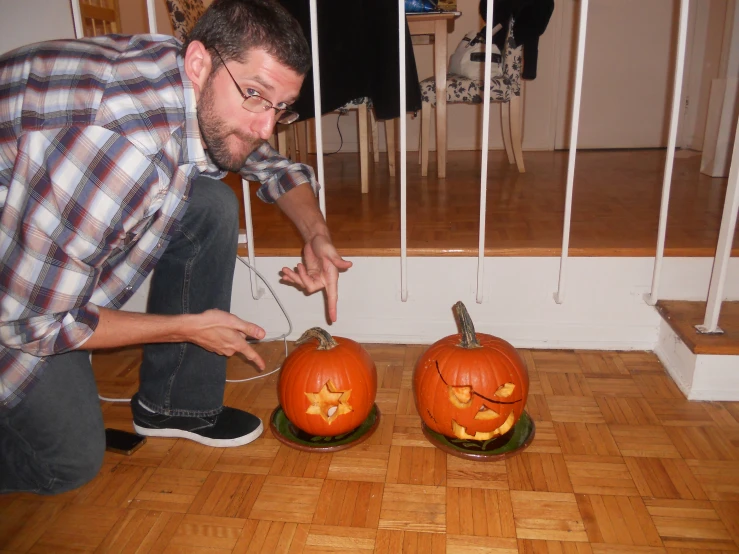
[369,109,380,164]
[509,93,525,173]
[295,121,309,164]
[421,102,431,177]
[436,91,447,179]
[358,103,369,193]
[386,119,396,177]
[277,127,290,158]
[501,102,515,164]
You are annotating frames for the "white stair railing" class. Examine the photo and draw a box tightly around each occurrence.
[146,0,157,33]
[696,113,739,334]
[646,0,690,306]
[475,0,495,304]
[308,0,326,218]
[554,0,589,304]
[135,0,736,332]
[399,0,409,302]
[70,0,84,38]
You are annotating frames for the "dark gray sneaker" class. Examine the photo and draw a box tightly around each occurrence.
[131,395,263,447]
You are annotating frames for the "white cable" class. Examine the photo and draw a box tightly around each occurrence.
[98,394,134,403]
[96,256,293,401]
[227,256,291,383]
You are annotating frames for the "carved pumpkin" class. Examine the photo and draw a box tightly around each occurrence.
[413,302,529,441]
[278,327,377,436]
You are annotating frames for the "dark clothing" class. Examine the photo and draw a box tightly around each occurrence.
[277,0,423,120]
[0,350,104,494]
[480,0,554,79]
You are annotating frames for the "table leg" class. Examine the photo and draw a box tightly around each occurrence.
[434,19,448,178]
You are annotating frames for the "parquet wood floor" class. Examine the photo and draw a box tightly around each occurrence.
[2,344,738,553]
[226,149,738,258]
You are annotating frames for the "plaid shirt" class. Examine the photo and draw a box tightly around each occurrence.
[0,34,318,411]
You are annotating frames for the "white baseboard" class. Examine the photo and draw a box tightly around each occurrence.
[655,319,739,401]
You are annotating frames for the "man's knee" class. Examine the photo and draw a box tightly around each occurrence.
[43,427,105,494]
[52,433,105,494]
[0,416,105,495]
[3,350,107,495]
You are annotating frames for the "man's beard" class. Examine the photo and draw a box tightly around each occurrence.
[197,77,265,172]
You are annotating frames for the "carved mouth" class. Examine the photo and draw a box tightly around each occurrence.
[451,411,516,440]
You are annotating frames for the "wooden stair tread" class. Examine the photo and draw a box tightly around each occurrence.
[656,300,739,355]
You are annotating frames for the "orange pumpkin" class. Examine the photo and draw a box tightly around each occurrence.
[413,302,529,441]
[278,327,377,436]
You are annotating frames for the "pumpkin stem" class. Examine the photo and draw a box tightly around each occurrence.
[454,301,481,349]
[296,327,339,350]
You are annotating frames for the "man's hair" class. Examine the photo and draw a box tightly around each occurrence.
[182,0,311,76]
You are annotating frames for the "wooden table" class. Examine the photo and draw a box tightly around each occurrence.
[407,11,459,179]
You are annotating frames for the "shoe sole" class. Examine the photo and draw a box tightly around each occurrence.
[133,420,264,448]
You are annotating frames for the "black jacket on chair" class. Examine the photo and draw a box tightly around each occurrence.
[277,0,422,121]
[479,0,554,80]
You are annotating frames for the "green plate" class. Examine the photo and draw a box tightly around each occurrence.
[270,404,380,452]
[422,411,536,461]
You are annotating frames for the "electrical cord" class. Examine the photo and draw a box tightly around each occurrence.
[324,111,344,155]
[96,255,292,402]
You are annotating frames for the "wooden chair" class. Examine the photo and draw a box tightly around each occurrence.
[419,18,525,176]
[79,0,121,37]
[288,99,396,194]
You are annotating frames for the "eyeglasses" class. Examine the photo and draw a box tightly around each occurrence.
[212,48,299,125]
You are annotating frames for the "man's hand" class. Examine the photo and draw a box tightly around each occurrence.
[81,307,268,370]
[186,309,267,370]
[280,235,353,322]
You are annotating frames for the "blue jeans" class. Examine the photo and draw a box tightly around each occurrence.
[0,176,239,494]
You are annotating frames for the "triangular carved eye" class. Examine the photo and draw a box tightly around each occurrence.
[474,404,500,420]
[448,385,473,408]
[495,383,516,397]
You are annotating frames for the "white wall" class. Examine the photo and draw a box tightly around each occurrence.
[124,256,739,349]
[0,0,75,55]
[554,0,679,149]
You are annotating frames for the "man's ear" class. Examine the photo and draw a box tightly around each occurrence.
[183,41,213,100]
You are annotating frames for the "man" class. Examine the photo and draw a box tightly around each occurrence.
[0,0,351,495]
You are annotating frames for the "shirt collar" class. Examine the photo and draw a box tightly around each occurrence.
[179,56,225,177]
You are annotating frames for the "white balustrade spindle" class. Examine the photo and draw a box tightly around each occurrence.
[554,0,589,304]
[475,0,496,303]
[696,112,739,334]
[399,0,409,302]
[647,0,690,306]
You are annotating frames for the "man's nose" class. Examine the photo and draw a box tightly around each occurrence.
[250,109,277,141]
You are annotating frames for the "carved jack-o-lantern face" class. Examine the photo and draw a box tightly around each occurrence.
[444,368,519,440]
[278,328,377,437]
[413,302,529,441]
[305,380,353,424]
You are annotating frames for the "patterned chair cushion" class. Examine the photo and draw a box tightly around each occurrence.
[420,74,510,107]
[165,0,206,42]
[420,18,522,108]
[337,97,372,113]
